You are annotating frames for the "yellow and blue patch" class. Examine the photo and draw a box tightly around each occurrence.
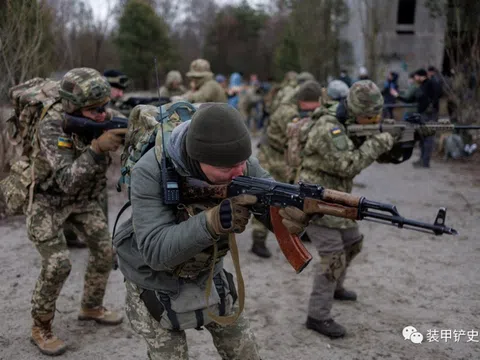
[330,127,343,136]
[57,136,73,149]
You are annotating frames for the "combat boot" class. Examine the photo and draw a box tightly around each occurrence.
[306,317,346,338]
[78,306,123,325]
[250,241,271,258]
[334,288,357,301]
[250,231,271,258]
[31,313,67,356]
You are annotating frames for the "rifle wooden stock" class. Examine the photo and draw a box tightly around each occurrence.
[270,207,312,273]
[303,199,358,219]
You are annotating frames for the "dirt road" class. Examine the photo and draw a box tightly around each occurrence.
[1,149,479,360]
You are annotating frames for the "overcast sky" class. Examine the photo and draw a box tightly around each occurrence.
[85,0,263,20]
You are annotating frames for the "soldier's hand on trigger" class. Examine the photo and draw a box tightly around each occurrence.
[278,206,311,235]
[205,194,257,236]
[90,128,128,154]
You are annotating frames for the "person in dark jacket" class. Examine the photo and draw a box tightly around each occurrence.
[390,68,440,168]
[382,71,399,119]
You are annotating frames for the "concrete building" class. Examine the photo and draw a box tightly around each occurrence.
[341,0,446,87]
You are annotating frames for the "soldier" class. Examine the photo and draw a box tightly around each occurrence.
[279,72,316,106]
[113,103,309,359]
[28,68,125,356]
[175,59,227,103]
[269,71,298,114]
[300,80,395,338]
[63,69,129,248]
[159,70,186,98]
[252,80,323,258]
[103,69,130,102]
[103,69,131,117]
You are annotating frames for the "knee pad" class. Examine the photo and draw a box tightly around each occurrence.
[345,238,363,265]
[47,251,72,280]
[319,252,346,282]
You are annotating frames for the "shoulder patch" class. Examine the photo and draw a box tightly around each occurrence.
[329,126,349,150]
[57,136,73,148]
[330,127,343,136]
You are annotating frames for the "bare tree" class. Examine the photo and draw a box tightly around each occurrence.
[47,0,118,71]
[426,0,480,128]
[0,0,53,99]
[357,0,392,82]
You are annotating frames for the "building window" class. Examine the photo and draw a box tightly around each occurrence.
[396,0,416,34]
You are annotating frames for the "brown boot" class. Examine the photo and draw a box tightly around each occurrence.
[78,306,123,325]
[31,314,67,356]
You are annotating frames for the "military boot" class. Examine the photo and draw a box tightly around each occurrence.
[64,228,87,249]
[31,313,67,356]
[78,306,123,325]
[334,288,357,301]
[250,236,271,258]
[306,317,346,338]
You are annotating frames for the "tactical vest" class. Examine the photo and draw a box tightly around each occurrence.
[171,200,230,279]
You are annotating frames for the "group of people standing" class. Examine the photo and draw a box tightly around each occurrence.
[1,58,464,360]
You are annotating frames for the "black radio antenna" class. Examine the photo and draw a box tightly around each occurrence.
[154,57,167,156]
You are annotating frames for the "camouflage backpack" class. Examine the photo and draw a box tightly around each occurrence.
[0,78,61,216]
[285,104,336,183]
[113,101,197,234]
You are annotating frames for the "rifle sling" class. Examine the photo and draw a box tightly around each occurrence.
[205,233,245,326]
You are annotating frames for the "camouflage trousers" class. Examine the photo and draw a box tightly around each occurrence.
[64,187,109,242]
[306,225,363,321]
[26,194,112,319]
[253,145,289,244]
[124,280,261,360]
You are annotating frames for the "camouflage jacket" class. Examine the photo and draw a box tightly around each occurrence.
[271,80,297,113]
[185,79,227,103]
[34,102,111,203]
[299,112,394,229]
[257,103,298,182]
[266,103,298,153]
[159,85,187,98]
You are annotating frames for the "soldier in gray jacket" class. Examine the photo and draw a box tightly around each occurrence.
[113,103,309,360]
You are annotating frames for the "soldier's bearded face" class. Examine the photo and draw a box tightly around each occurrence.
[200,161,247,184]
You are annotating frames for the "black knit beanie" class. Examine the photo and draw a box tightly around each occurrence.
[186,103,252,167]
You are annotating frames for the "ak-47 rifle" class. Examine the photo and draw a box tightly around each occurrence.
[62,114,128,141]
[347,113,480,163]
[181,176,458,274]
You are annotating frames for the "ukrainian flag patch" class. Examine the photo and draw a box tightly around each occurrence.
[330,127,342,136]
[57,136,73,148]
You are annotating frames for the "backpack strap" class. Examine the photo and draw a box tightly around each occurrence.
[112,200,132,239]
[26,100,61,214]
